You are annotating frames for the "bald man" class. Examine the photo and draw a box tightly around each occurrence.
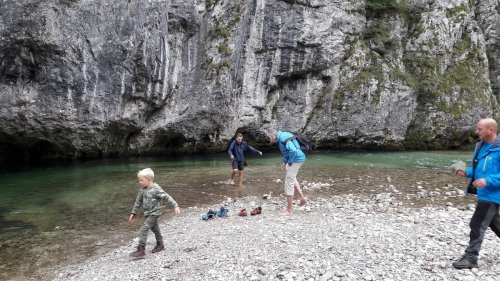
[452,118,500,269]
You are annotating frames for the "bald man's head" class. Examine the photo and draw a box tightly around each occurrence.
[476,118,498,143]
[481,118,498,130]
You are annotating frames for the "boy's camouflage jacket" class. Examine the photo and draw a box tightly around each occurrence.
[131,183,178,216]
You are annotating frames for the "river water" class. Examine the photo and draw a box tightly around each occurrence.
[0,150,476,280]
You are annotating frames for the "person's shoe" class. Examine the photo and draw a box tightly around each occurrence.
[217,206,229,217]
[238,209,247,216]
[152,242,165,253]
[130,246,145,258]
[202,209,217,220]
[250,206,262,215]
[452,256,478,269]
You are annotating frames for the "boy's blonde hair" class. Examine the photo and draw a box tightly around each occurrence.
[138,168,154,180]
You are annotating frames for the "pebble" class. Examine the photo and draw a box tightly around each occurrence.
[48,190,500,281]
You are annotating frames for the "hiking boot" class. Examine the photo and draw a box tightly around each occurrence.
[152,242,165,253]
[452,256,478,269]
[130,246,145,258]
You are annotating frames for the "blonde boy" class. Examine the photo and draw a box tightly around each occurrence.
[129,168,181,258]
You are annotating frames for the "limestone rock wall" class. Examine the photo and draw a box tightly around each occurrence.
[0,0,499,160]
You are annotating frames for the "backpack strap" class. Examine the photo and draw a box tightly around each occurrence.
[282,135,298,149]
[467,141,485,195]
[471,141,485,179]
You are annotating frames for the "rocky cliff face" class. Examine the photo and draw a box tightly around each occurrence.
[1,0,499,161]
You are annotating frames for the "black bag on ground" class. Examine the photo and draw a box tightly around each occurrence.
[282,134,312,152]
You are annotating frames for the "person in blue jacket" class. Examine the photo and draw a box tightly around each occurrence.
[228,133,262,185]
[266,129,308,216]
[453,118,500,269]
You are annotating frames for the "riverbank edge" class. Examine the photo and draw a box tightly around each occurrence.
[38,191,500,281]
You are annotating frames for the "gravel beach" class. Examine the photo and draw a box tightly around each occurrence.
[47,184,500,281]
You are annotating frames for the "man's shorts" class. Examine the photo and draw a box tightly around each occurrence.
[232,160,244,171]
[284,162,303,196]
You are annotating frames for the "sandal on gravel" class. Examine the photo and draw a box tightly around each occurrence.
[217,206,229,217]
[202,209,217,220]
[238,209,247,217]
[250,206,262,215]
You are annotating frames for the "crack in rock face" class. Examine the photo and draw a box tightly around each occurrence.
[1,0,499,161]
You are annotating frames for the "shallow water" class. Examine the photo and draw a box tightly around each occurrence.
[0,150,475,280]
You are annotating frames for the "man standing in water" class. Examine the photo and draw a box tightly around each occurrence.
[452,118,500,269]
[228,133,262,185]
[266,129,307,216]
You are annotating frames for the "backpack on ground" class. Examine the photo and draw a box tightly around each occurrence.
[282,134,312,152]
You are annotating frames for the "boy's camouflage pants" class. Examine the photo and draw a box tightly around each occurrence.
[138,215,163,247]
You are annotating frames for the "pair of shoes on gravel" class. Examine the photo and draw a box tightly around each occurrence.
[202,209,217,220]
[238,207,262,216]
[217,206,229,217]
[452,256,478,269]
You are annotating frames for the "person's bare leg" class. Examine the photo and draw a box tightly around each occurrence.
[294,180,307,206]
[279,196,294,216]
[238,170,243,185]
[230,170,237,185]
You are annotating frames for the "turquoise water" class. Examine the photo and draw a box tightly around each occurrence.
[0,150,472,230]
[0,150,472,280]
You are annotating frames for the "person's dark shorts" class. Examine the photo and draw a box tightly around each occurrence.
[232,160,244,171]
